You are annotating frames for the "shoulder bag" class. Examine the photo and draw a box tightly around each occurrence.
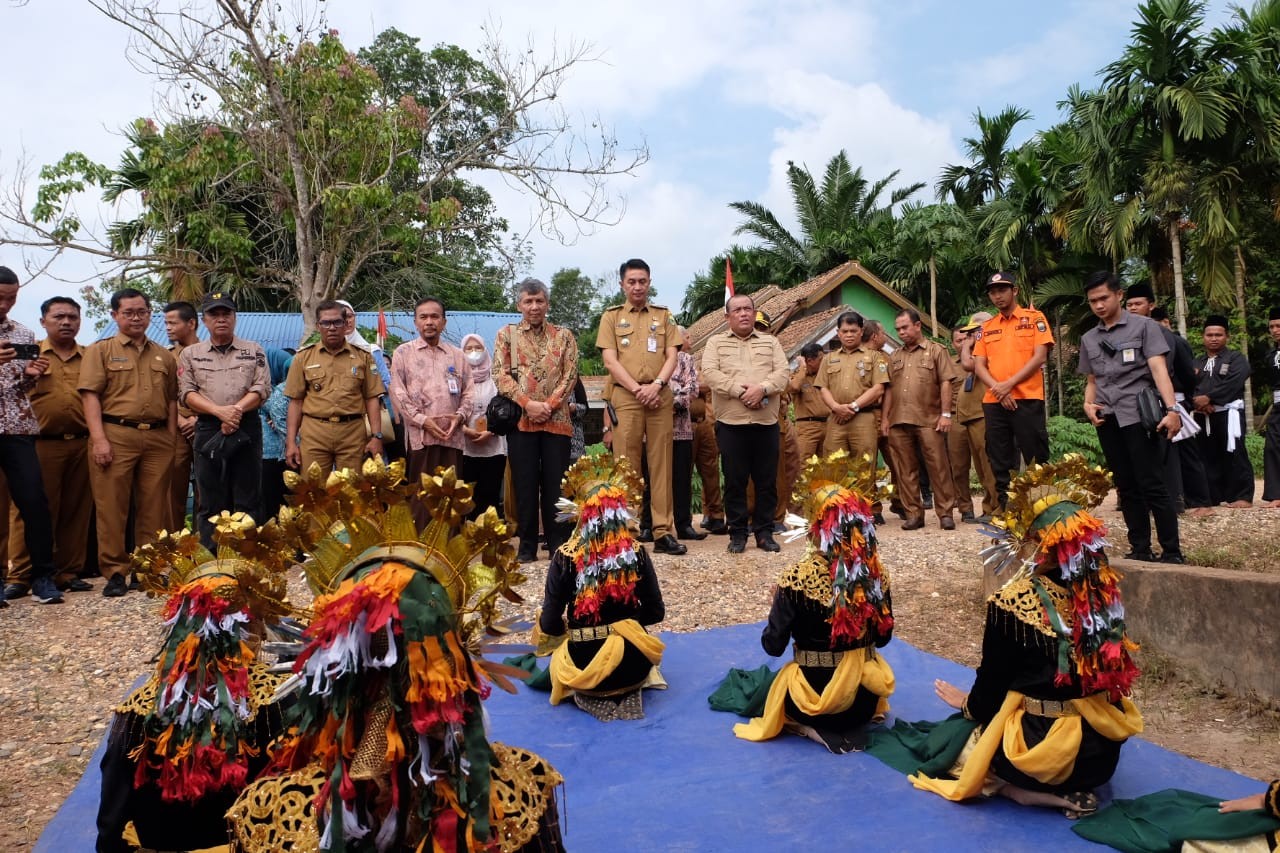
[486,325,524,436]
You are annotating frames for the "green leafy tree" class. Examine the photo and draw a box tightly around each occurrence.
[548,267,603,334]
[678,246,779,326]
[936,106,1033,210]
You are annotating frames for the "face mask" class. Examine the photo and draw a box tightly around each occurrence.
[465,350,485,366]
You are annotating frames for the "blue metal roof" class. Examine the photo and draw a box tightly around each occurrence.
[97,310,522,352]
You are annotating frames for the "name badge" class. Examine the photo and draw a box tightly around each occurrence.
[647,336,658,353]
[1122,348,1136,364]
[447,376,460,395]
[1220,363,1230,376]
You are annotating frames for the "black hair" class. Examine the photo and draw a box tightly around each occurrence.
[414,296,447,316]
[0,266,18,286]
[315,299,346,320]
[896,308,921,324]
[1151,306,1170,322]
[111,288,151,311]
[40,296,81,316]
[619,258,650,279]
[1084,270,1121,293]
[162,301,197,323]
[800,342,824,359]
[836,311,864,329]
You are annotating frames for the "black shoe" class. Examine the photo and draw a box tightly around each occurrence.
[637,528,654,543]
[702,518,728,535]
[3,582,29,601]
[961,511,976,523]
[103,575,128,598]
[516,547,538,564]
[974,514,992,524]
[727,537,746,554]
[61,578,94,593]
[902,517,925,531]
[939,516,956,531]
[677,525,707,541]
[1159,552,1187,564]
[922,494,934,510]
[653,534,687,555]
[755,534,781,553]
[31,576,64,604]
[1123,550,1157,562]
[873,513,885,526]
[128,573,141,591]
[891,505,907,520]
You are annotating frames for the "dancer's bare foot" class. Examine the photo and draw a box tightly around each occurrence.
[1267,500,1280,508]
[1226,500,1253,508]
[1189,506,1217,517]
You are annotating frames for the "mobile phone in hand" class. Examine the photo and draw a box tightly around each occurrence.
[3,343,40,360]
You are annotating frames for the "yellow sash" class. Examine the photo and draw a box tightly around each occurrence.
[733,651,895,742]
[548,619,665,704]
[910,691,1144,800]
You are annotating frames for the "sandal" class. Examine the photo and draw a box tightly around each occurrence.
[1061,791,1098,819]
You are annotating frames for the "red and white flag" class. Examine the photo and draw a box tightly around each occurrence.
[724,258,735,307]
[376,310,387,350]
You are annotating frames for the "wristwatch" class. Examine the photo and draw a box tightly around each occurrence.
[1165,405,1177,413]
[372,432,384,439]
[852,402,860,413]
[941,413,953,419]
[654,377,666,387]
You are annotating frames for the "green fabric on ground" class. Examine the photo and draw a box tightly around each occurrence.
[503,654,553,692]
[1072,788,1280,853]
[863,714,979,776]
[707,665,777,717]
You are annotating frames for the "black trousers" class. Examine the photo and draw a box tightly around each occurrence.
[260,458,288,523]
[507,430,571,552]
[462,453,507,520]
[983,399,1049,508]
[1160,436,1184,512]
[716,421,779,539]
[1263,411,1280,502]
[672,439,694,530]
[193,420,263,552]
[1195,411,1255,504]
[1096,416,1180,557]
[0,434,54,581]
[1177,425,1212,508]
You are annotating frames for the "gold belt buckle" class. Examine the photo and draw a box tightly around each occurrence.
[63,433,75,440]
[327,415,341,423]
[137,422,152,431]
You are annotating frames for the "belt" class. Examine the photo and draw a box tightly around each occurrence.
[304,412,364,423]
[1273,390,1280,404]
[101,415,164,430]
[569,624,614,642]
[796,416,828,422]
[794,647,845,668]
[1021,696,1084,718]
[37,432,88,441]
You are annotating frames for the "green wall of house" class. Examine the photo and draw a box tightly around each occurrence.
[839,279,901,333]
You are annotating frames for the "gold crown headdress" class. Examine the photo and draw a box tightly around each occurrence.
[555,451,644,522]
[784,450,890,540]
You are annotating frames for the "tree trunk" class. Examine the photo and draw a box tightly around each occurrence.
[1235,244,1254,433]
[1170,219,1188,338]
[1055,307,1064,418]
[929,254,938,337]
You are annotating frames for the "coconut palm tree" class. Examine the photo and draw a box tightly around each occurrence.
[884,202,974,335]
[937,105,1033,210]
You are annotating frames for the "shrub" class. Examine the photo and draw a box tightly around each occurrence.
[1246,433,1264,478]
[1047,415,1104,467]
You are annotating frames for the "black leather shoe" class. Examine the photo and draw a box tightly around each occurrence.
[3,583,29,601]
[128,573,141,591]
[677,525,707,541]
[961,511,976,523]
[922,494,934,510]
[939,516,956,531]
[653,534,687,555]
[517,547,538,564]
[755,534,781,553]
[1159,552,1187,564]
[102,575,128,598]
[727,537,746,554]
[637,528,654,543]
[873,513,886,526]
[61,578,94,592]
[1123,550,1157,562]
[901,517,925,531]
[703,519,728,535]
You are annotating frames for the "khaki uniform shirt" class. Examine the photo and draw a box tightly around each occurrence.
[700,329,791,426]
[78,334,179,421]
[283,342,385,418]
[789,364,831,419]
[951,357,988,423]
[171,343,196,417]
[812,346,889,404]
[30,340,87,436]
[887,339,953,427]
[596,303,679,389]
[178,337,271,409]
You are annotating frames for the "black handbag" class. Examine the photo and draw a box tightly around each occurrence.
[487,325,523,437]
[1136,385,1165,433]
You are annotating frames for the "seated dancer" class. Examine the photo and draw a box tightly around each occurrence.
[227,460,565,853]
[96,513,296,853]
[734,450,895,753]
[537,453,667,721]
[924,455,1144,818]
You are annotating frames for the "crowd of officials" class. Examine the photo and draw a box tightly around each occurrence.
[1,259,1278,605]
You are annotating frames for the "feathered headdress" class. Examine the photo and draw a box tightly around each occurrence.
[554,452,646,625]
[125,513,295,803]
[269,458,529,852]
[781,451,893,647]
[980,454,1138,700]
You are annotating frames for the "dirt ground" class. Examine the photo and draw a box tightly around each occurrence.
[1,492,1277,851]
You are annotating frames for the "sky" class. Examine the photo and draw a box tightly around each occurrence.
[0,0,1238,339]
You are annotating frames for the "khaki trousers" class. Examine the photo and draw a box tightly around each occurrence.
[299,417,368,474]
[823,412,879,461]
[10,437,91,585]
[794,419,826,462]
[887,424,956,522]
[691,417,723,520]
[948,417,998,517]
[613,388,675,537]
[170,433,193,530]
[89,423,174,580]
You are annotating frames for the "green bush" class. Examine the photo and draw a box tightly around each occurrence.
[1246,433,1265,478]
[1047,415,1105,467]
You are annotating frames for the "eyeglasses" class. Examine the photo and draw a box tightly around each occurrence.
[317,319,345,328]
[117,309,151,319]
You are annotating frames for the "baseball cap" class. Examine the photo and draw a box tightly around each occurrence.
[986,271,1016,290]
[956,311,993,332]
[754,310,772,330]
[201,291,237,312]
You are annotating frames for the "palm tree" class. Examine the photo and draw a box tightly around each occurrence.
[936,106,1033,209]
[728,151,924,284]
[884,202,973,335]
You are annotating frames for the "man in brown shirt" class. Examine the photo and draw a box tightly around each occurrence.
[884,309,957,530]
[8,296,94,594]
[691,376,726,534]
[164,301,200,529]
[701,294,791,553]
[950,313,998,522]
[597,258,685,555]
[284,300,386,474]
[79,288,179,597]
[788,341,830,461]
[179,292,270,549]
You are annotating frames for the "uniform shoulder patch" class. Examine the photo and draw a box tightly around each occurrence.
[1036,320,1047,332]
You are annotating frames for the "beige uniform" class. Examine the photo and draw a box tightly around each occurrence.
[284,342,385,474]
[885,340,956,522]
[597,303,679,538]
[788,362,831,461]
[79,334,178,581]
[9,340,92,586]
[690,393,723,522]
[948,359,998,517]
[170,342,196,529]
[813,345,888,461]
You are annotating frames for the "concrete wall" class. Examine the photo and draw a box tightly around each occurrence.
[1118,559,1280,701]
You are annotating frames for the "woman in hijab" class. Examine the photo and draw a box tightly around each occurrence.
[460,333,506,519]
[259,348,293,521]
